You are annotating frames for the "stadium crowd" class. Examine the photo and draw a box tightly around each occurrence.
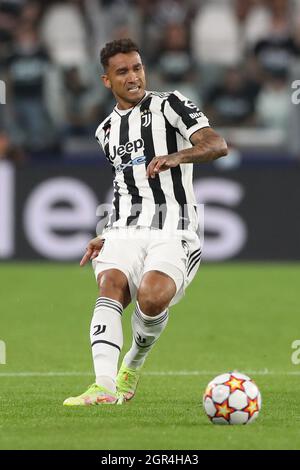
[0,0,299,161]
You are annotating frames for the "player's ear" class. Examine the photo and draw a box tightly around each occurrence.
[101,74,111,90]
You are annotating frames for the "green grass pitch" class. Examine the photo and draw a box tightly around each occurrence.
[0,262,300,450]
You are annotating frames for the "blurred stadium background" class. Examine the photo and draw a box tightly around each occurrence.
[1,0,300,450]
[0,0,300,262]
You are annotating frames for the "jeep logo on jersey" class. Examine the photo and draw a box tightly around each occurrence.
[111,138,144,159]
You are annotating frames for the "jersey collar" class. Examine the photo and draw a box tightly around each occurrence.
[114,91,151,116]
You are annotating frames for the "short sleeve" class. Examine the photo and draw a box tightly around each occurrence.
[163,90,210,142]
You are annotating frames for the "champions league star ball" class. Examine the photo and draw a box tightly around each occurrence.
[203,371,262,425]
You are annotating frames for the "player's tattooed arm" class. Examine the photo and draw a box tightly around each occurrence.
[184,127,228,163]
[80,237,104,266]
[146,128,227,178]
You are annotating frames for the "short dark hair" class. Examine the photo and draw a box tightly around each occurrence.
[100,38,140,70]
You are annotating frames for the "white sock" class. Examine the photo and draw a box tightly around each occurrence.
[123,302,169,369]
[90,297,123,393]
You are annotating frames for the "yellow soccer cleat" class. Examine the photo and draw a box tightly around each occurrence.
[63,383,118,406]
[116,361,141,402]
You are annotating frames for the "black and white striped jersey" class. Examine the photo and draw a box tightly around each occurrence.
[95,90,210,233]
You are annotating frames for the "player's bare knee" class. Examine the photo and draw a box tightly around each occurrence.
[137,273,176,316]
[138,295,167,316]
[97,269,129,303]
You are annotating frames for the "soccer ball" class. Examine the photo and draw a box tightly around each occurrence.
[203,371,262,425]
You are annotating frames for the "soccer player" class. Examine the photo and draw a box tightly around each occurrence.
[63,38,227,406]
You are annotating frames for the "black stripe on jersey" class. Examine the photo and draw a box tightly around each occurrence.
[141,97,167,229]
[110,180,120,223]
[100,117,120,223]
[163,106,190,230]
[119,113,142,226]
[102,118,111,163]
[101,118,117,227]
[168,93,199,130]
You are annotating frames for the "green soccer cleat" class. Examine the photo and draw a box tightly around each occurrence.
[116,361,141,401]
[63,383,119,406]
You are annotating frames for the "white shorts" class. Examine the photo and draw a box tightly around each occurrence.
[92,227,202,306]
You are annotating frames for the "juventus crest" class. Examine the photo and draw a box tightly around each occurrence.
[140,109,152,127]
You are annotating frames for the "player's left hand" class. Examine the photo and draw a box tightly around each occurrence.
[146,154,181,179]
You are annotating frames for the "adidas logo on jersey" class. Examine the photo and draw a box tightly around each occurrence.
[112,138,144,159]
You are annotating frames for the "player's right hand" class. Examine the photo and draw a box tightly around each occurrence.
[80,237,104,267]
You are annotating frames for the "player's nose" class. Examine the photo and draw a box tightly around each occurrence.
[127,71,139,83]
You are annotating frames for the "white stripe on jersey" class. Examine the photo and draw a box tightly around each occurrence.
[95,90,210,234]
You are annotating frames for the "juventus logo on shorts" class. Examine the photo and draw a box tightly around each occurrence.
[181,240,190,258]
[141,109,151,127]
